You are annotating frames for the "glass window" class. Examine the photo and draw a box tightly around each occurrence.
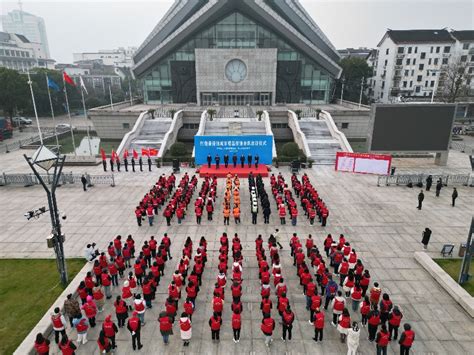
[406,59,410,65]
[398,47,404,54]
[463,43,470,50]
[419,64,424,70]
[436,46,440,53]
[443,46,451,53]
[408,47,412,54]
[420,53,426,59]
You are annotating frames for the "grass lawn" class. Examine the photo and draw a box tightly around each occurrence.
[0,259,84,354]
[348,139,368,153]
[43,132,121,155]
[434,258,474,296]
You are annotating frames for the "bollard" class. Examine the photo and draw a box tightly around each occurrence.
[111,173,115,187]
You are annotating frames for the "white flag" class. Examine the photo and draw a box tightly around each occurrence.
[80,76,88,95]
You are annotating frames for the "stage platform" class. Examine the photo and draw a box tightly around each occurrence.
[198,165,269,178]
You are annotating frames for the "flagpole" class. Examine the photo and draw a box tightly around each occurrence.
[109,84,114,109]
[79,80,92,156]
[86,125,93,156]
[62,73,77,155]
[27,71,43,145]
[128,79,133,106]
[46,74,60,152]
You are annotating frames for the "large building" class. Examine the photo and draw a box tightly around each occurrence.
[0,31,54,72]
[132,0,342,106]
[1,9,51,59]
[73,47,137,68]
[369,29,474,103]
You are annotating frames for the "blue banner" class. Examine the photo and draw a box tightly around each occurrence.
[194,135,273,165]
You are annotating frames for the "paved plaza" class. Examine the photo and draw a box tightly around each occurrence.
[1,148,473,354]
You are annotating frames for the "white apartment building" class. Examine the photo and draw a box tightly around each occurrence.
[0,31,54,72]
[1,9,51,59]
[369,29,474,103]
[73,47,137,68]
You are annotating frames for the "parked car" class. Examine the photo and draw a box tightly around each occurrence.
[12,117,32,126]
[56,123,75,131]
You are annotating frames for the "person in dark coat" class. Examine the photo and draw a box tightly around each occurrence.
[139,157,143,172]
[110,158,114,172]
[81,175,88,191]
[215,155,220,169]
[255,154,259,168]
[148,157,152,172]
[207,155,212,168]
[232,154,238,168]
[421,228,432,249]
[102,159,107,172]
[435,179,442,197]
[425,175,433,191]
[240,154,245,168]
[417,190,424,210]
[224,154,229,168]
[131,158,135,172]
[247,154,252,168]
[451,188,458,207]
[124,159,128,172]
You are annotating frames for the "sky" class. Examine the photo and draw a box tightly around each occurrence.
[1,0,473,63]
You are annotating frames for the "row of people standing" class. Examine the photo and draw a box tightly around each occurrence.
[206,153,260,169]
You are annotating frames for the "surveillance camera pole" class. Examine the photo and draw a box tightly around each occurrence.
[24,153,68,287]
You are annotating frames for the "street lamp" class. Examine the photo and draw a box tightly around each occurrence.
[24,145,68,287]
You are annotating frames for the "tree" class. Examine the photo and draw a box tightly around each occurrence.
[0,68,29,118]
[439,58,471,103]
[334,57,373,104]
[256,110,264,121]
[294,109,302,120]
[207,108,216,121]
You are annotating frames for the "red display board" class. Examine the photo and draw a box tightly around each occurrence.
[335,152,392,175]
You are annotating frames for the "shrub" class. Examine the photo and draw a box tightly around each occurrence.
[169,142,187,156]
[280,142,300,157]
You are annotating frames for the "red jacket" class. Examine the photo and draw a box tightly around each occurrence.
[159,316,173,332]
[261,317,275,334]
[209,316,222,330]
[232,313,241,329]
[313,312,325,329]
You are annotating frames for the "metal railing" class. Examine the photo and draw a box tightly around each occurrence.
[450,141,474,154]
[377,174,473,187]
[1,127,73,154]
[0,172,115,187]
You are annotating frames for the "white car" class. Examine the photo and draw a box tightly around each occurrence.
[55,123,75,131]
[13,117,32,125]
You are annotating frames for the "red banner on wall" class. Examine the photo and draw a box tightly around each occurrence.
[335,152,392,175]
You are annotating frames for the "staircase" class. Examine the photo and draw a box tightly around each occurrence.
[299,119,342,165]
[204,120,266,136]
[129,118,172,152]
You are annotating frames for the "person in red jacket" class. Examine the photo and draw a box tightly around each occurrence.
[360,296,371,327]
[212,293,224,317]
[102,315,118,349]
[209,312,222,342]
[58,334,77,355]
[388,306,403,340]
[399,323,415,355]
[232,308,242,343]
[97,330,112,354]
[114,295,128,328]
[261,313,275,347]
[159,311,174,345]
[368,306,381,342]
[179,312,192,347]
[183,298,194,320]
[376,324,390,355]
[127,311,143,350]
[281,306,295,342]
[278,204,286,225]
[260,295,272,316]
[312,308,325,342]
[34,333,50,355]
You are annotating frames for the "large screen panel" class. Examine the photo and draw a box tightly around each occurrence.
[369,104,456,152]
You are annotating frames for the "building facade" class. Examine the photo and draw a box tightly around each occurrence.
[73,47,137,68]
[369,29,474,103]
[1,9,51,59]
[133,0,341,105]
[0,31,54,72]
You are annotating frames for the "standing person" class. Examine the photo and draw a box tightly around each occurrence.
[97,330,112,355]
[215,154,220,169]
[399,323,415,355]
[388,306,403,340]
[139,157,143,172]
[452,187,458,206]
[421,228,432,250]
[233,153,238,168]
[179,312,192,347]
[312,308,324,342]
[261,313,275,347]
[82,296,97,328]
[127,311,143,351]
[435,179,442,197]
[263,204,271,224]
[114,295,128,328]
[131,157,135,172]
[134,294,146,325]
[34,333,50,355]
[232,308,242,343]
[224,154,229,168]
[240,154,245,168]
[247,153,252,168]
[147,156,152,172]
[51,307,67,344]
[110,157,114,172]
[417,190,424,210]
[207,154,212,168]
[102,315,118,350]
[376,324,390,355]
[278,204,286,225]
[124,158,128,172]
[367,306,381,342]
[159,311,174,345]
[58,335,77,355]
[63,294,81,327]
[102,158,107,172]
[281,306,295,342]
[251,202,258,224]
[425,175,433,191]
[255,154,259,168]
[209,312,222,342]
[146,205,154,226]
[73,315,89,346]
[274,229,283,249]
[81,175,87,191]
[346,322,360,355]
[337,308,351,343]
[116,158,121,172]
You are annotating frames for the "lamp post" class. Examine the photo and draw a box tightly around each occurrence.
[459,217,473,285]
[24,146,68,287]
[340,77,345,102]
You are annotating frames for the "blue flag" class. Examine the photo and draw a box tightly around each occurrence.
[47,76,60,92]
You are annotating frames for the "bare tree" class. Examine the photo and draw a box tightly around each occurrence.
[439,57,471,103]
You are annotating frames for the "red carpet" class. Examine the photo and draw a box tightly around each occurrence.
[198,165,269,178]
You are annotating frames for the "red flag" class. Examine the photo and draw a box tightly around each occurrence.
[100,148,106,161]
[123,150,129,159]
[63,72,76,86]
[149,148,158,156]
[141,148,149,157]
[132,149,138,159]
